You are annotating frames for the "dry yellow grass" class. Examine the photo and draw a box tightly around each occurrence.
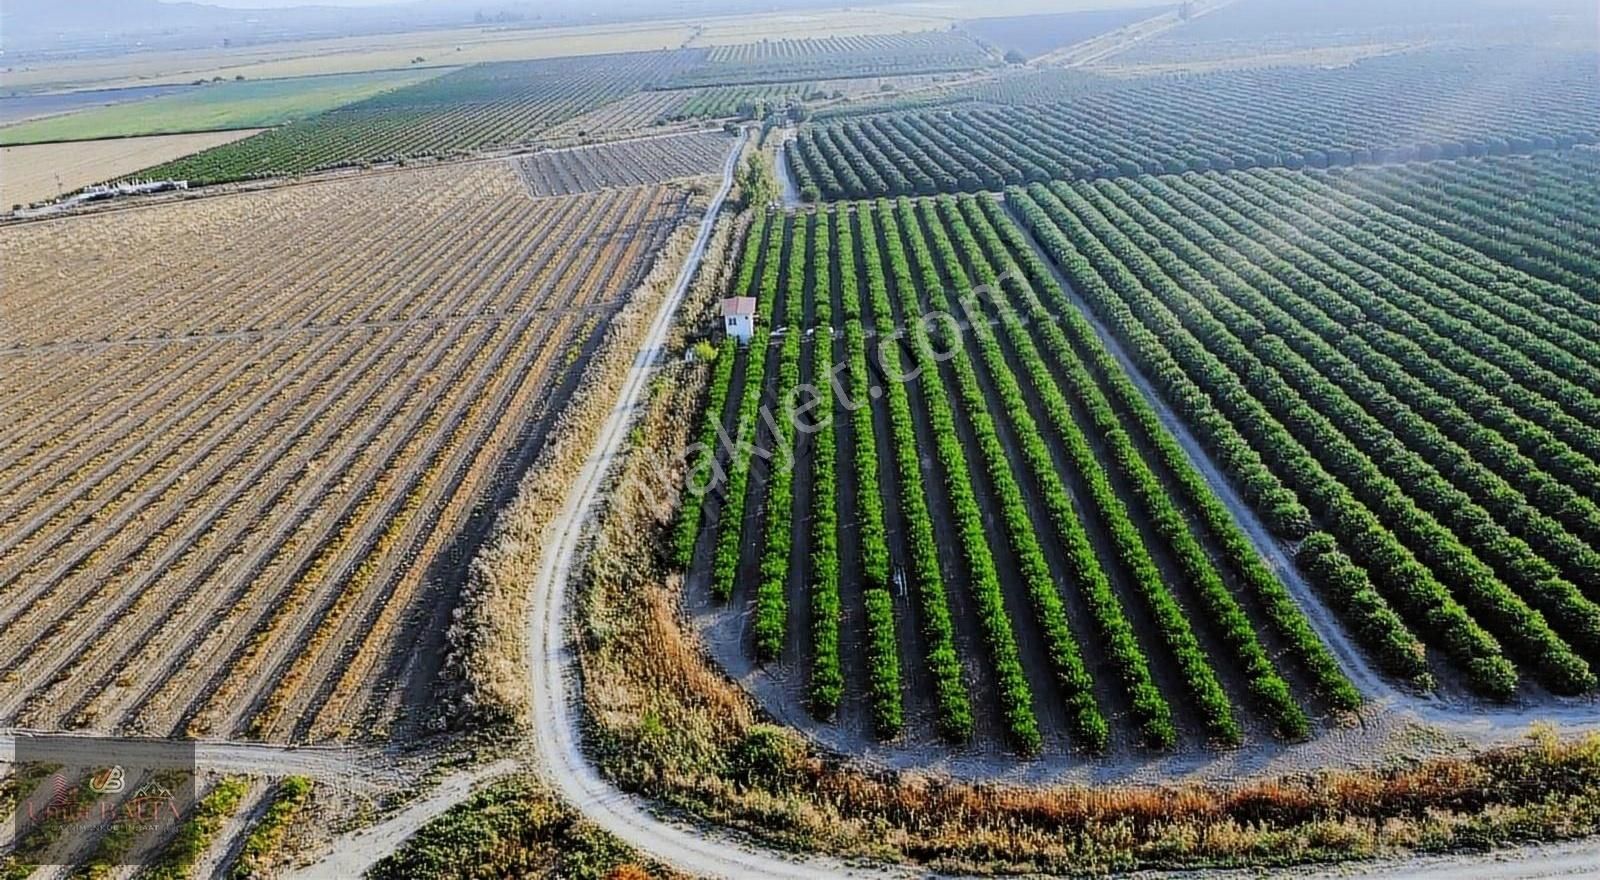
[1,0,1065,93]
[0,130,261,207]
[2,24,692,92]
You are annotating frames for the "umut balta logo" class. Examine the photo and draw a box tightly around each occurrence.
[89,765,126,795]
[25,769,179,826]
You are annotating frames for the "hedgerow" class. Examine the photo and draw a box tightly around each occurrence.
[858,202,973,742]
[808,211,843,716]
[752,217,808,660]
[836,209,904,737]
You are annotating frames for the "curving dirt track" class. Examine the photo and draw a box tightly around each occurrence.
[519,125,893,879]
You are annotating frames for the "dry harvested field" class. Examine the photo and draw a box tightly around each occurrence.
[0,163,694,744]
[516,131,735,196]
[6,4,983,93]
[0,130,261,208]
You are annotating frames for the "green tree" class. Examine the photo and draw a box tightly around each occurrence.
[739,153,777,209]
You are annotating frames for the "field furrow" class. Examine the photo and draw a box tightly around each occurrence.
[0,161,699,743]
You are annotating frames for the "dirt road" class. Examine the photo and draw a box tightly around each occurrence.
[773,127,804,208]
[519,125,906,879]
[0,730,391,790]
[1285,838,1600,879]
[284,759,519,880]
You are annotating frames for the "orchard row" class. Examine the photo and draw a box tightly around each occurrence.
[789,50,1600,199]
[1012,152,1600,699]
[676,197,1356,754]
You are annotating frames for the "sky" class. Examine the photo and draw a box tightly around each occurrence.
[155,0,413,7]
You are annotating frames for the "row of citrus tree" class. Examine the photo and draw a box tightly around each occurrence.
[1122,172,1600,654]
[678,192,1374,751]
[788,51,1600,201]
[1013,177,1600,699]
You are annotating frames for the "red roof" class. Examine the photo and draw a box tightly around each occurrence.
[722,296,757,317]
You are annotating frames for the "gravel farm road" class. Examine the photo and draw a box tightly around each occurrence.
[518,125,907,879]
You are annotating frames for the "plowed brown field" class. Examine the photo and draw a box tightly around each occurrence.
[0,161,691,743]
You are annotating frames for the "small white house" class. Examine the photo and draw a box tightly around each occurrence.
[722,296,756,344]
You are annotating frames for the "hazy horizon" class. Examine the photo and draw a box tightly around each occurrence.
[153,0,417,7]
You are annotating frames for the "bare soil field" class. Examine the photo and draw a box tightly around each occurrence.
[0,162,693,745]
[516,130,735,196]
[0,130,262,208]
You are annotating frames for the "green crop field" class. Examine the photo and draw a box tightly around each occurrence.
[675,195,1358,753]
[0,69,446,145]
[1011,149,1600,702]
[789,50,1600,199]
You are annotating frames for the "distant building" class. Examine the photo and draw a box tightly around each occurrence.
[74,179,188,205]
[721,296,756,344]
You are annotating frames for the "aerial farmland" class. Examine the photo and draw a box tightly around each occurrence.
[0,166,694,743]
[2,0,1600,877]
